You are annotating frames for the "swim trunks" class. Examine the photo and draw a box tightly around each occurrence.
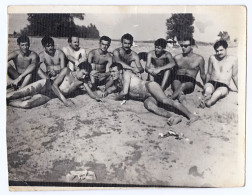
[174,75,196,94]
[208,80,229,90]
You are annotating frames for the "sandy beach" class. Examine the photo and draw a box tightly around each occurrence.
[6,38,244,188]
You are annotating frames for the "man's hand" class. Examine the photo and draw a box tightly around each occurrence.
[64,99,75,107]
[132,67,140,74]
[47,70,56,77]
[150,68,161,76]
[100,91,108,98]
[95,96,103,102]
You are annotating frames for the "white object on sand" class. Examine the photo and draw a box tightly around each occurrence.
[121,100,126,105]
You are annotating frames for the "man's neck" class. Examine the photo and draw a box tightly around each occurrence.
[183,50,193,57]
[123,48,131,54]
[98,48,107,55]
[20,50,30,57]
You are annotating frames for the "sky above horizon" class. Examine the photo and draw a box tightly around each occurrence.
[8,13,240,43]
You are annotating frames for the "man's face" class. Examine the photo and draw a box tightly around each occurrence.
[215,46,227,59]
[179,40,192,54]
[110,66,121,81]
[100,40,110,52]
[122,39,132,51]
[155,46,164,55]
[76,68,89,80]
[44,43,55,55]
[19,42,30,54]
[70,37,80,51]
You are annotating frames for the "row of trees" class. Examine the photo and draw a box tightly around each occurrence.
[19,14,99,38]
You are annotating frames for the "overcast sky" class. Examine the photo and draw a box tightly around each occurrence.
[8,13,240,43]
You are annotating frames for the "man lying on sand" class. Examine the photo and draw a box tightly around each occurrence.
[113,33,144,77]
[102,63,199,125]
[88,36,113,89]
[7,36,39,90]
[145,38,175,91]
[172,37,206,103]
[200,40,238,108]
[38,36,66,81]
[62,35,87,71]
[7,62,102,109]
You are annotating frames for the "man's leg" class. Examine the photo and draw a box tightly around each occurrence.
[160,70,170,91]
[199,83,214,108]
[146,82,198,123]
[8,94,51,109]
[144,97,182,125]
[7,79,49,101]
[205,87,228,107]
[171,79,182,99]
[7,65,19,88]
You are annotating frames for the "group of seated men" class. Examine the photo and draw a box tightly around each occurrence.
[6,33,238,125]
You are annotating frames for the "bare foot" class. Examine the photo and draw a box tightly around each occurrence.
[167,116,182,126]
[178,92,186,104]
[187,115,200,125]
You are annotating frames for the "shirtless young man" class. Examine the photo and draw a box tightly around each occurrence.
[172,37,206,102]
[7,62,102,109]
[200,40,238,108]
[38,36,66,80]
[102,63,199,125]
[145,38,175,90]
[88,36,113,88]
[62,36,87,71]
[113,33,144,76]
[7,36,39,90]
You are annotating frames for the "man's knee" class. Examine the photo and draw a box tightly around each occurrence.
[217,87,228,97]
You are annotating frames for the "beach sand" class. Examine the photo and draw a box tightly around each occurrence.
[6,38,244,188]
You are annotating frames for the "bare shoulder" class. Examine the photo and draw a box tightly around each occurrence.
[9,49,20,57]
[193,53,204,62]
[89,48,97,55]
[57,49,65,56]
[113,47,120,54]
[174,53,183,60]
[30,50,39,58]
[148,50,155,56]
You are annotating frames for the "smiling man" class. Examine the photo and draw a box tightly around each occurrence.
[62,36,87,71]
[7,62,101,109]
[172,37,206,103]
[145,38,175,90]
[113,33,144,76]
[7,36,39,90]
[200,40,238,108]
[88,36,113,89]
[38,36,66,81]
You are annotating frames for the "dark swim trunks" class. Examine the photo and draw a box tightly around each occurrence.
[174,75,196,94]
[208,80,229,90]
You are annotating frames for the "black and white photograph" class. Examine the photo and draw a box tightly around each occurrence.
[5,5,246,191]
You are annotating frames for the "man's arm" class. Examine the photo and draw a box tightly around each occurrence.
[199,56,206,84]
[113,49,134,71]
[114,72,131,100]
[62,47,79,66]
[51,67,71,105]
[59,50,67,70]
[82,82,101,101]
[145,52,154,74]
[161,70,170,90]
[205,56,213,83]
[133,53,144,73]
[232,57,238,90]
[158,52,176,72]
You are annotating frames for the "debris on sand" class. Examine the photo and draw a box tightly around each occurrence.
[65,170,96,183]
[159,130,192,143]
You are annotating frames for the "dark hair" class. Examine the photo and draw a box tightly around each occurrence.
[78,61,92,73]
[179,36,195,46]
[154,38,167,48]
[17,36,30,45]
[68,36,79,43]
[100,36,111,44]
[214,40,228,50]
[121,33,134,43]
[41,36,54,47]
[110,62,123,71]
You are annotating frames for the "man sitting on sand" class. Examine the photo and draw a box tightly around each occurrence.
[7,62,102,109]
[88,36,113,89]
[200,40,238,108]
[38,36,66,81]
[102,63,199,125]
[172,37,206,102]
[7,36,39,90]
[145,38,175,90]
[113,33,144,76]
[62,36,87,71]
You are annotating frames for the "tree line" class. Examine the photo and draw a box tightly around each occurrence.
[16,14,99,38]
